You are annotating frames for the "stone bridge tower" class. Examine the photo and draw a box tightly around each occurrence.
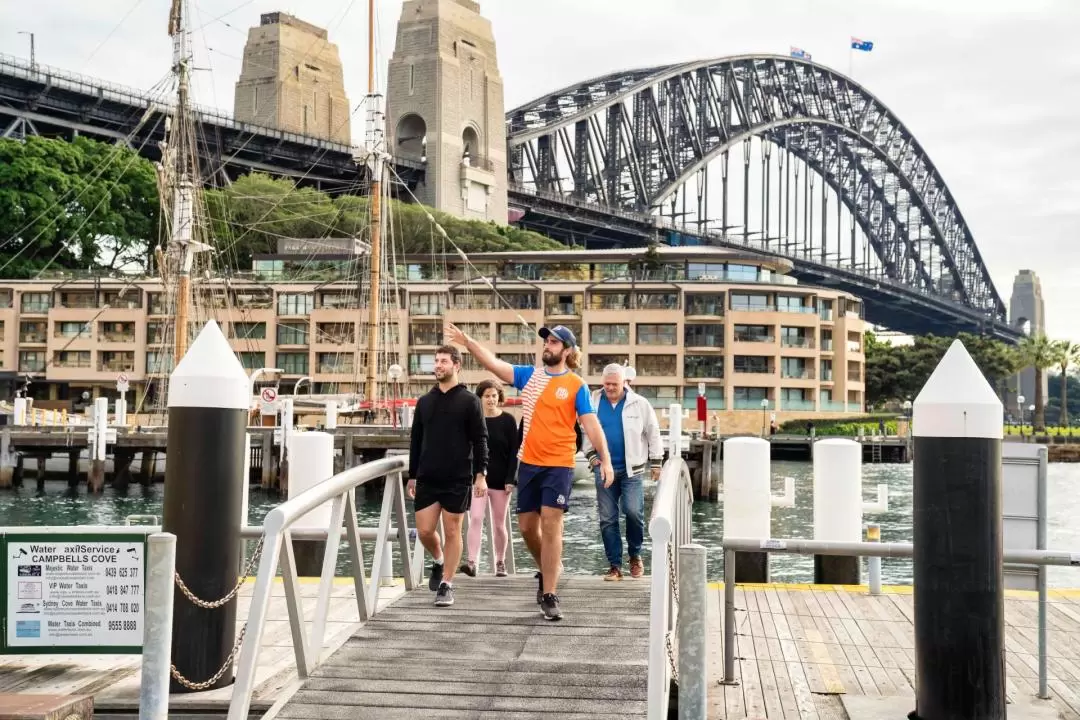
[1008,269,1047,412]
[385,0,508,224]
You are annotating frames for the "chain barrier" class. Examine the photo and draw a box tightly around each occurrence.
[169,536,265,690]
[666,542,679,684]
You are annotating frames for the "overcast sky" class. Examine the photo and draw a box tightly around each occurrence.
[2,0,1077,342]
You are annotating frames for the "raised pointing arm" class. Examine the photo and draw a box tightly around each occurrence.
[445,321,514,385]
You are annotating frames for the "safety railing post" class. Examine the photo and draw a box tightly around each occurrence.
[677,543,707,719]
[139,532,176,720]
[722,548,737,685]
[867,524,882,595]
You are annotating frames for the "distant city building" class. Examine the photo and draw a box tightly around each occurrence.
[233,12,351,145]
[385,0,509,224]
[0,247,866,434]
[1009,269,1047,410]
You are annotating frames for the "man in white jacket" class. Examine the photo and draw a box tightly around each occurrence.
[582,364,664,580]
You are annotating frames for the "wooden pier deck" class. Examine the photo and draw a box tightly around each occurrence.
[709,583,1080,719]
[273,575,652,720]
[0,578,405,720]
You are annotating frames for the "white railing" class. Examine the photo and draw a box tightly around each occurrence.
[646,456,695,720]
[227,455,413,720]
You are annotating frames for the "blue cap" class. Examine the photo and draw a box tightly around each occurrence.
[538,325,578,348]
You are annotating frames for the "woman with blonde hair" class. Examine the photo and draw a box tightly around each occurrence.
[460,378,519,577]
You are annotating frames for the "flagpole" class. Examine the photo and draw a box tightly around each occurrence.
[848,45,853,77]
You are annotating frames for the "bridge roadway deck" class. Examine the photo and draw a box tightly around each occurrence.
[273,575,652,720]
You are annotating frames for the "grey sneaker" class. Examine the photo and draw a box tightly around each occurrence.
[540,593,562,621]
[434,582,454,607]
[428,561,444,591]
[495,561,507,577]
[535,571,543,604]
[459,561,477,577]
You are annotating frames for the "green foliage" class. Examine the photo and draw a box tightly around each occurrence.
[205,173,563,268]
[864,331,1020,407]
[1016,333,1060,430]
[0,136,159,276]
[778,415,899,436]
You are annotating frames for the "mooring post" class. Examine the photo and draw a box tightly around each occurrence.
[88,396,109,492]
[812,438,862,584]
[289,431,335,576]
[722,437,770,582]
[162,320,248,692]
[677,543,707,719]
[139,532,176,720]
[911,339,1005,720]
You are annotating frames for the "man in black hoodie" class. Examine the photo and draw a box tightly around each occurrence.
[408,344,488,607]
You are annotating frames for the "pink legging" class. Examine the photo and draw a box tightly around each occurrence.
[467,488,513,564]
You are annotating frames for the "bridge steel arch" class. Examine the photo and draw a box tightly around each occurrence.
[505,55,1007,325]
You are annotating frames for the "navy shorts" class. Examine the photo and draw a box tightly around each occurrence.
[516,462,574,513]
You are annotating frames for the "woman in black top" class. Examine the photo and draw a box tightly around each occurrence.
[461,379,520,577]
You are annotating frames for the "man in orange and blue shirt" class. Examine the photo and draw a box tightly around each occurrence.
[445,321,613,620]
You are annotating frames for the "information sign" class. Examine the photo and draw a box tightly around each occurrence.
[4,535,145,650]
[259,387,279,416]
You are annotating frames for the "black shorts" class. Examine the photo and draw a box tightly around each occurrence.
[414,480,472,514]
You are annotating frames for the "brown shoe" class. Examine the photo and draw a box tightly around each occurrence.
[603,565,623,581]
[629,557,644,579]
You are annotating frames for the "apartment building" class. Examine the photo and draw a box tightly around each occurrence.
[0,247,866,432]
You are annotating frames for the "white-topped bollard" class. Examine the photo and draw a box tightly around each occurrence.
[289,431,336,576]
[812,438,890,585]
[723,437,771,582]
[12,397,28,426]
[911,340,1005,719]
[325,400,338,430]
[668,402,683,456]
[89,396,110,492]
[161,320,249,692]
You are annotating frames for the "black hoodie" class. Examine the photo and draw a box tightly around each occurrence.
[409,382,488,485]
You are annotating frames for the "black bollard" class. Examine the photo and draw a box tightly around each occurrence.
[910,340,1005,720]
[162,320,249,693]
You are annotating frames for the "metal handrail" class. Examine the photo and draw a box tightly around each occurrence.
[720,535,1080,699]
[646,456,695,720]
[227,456,413,720]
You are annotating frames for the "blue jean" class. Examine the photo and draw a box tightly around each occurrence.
[594,468,645,568]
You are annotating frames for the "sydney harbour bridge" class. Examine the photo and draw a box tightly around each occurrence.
[0,52,1016,340]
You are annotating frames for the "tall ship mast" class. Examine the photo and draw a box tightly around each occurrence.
[363,0,386,407]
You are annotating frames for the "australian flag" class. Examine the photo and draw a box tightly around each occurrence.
[790,46,812,60]
[851,37,874,52]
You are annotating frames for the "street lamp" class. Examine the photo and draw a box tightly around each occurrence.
[760,397,769,437]
[1029,404,1036,434]
[387,364,404,429]
[17,32,35,71]
[902,399,912,417]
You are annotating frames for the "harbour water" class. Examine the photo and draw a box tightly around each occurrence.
[2,460,1078,586]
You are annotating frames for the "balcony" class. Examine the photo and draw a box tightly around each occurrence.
[20,301,50,315]
[781,368,815,380]
[820,401,847,413]
[781,399,816,411]
[545,302,582,318]
[778,305,817,315]
[19,330,47,344]
[731,303,776,313]
[781,336,815,349]
[847,372,863,382]
[733,398,774,410]
[100,330,136,343]
[53,353,91,369]
[682,396,725,411]
[100,356,136,373]
[57,293,97,309]
[847,342,863,353]
[685,298,723,317]
[318,363,355,375]
[733,334,774,344]
[18,359,45,373]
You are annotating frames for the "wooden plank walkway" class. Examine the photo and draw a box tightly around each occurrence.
[707,584,1080,719]
[273,575,652,720]
[0,578,405,720]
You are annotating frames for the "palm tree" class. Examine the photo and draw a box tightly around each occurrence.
[1054,341,1080,426]
[1017,334,1058,431]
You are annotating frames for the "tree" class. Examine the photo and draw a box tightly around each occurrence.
[0,136,160,276]
[1053,341,1080,426]
[1016,333,1058,431]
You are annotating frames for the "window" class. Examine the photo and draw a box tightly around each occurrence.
[588,292,630,311]
[635,354,676,376]
[147,323,166,344]
[316,323,354,345]
[278,353,309,375]
[780,327,812,348]
[410,293,446,316]
[781,388,812,410]
[497,353,535,366]
[777,295,813,314]
[410,322,441,346]
[687,263,727,281]
[230,322,266,340]
[780,357,810,379]
[545,294,582,316]
[636,292,678,310]
[99,322,135,342]
[53,351,91,368]
[684,355,724,379]
[318,353,355,374]
[847,332,863,353]
[847,361,862,382]
[590,324,630,345]
[725,264,759,282]
[819,299,834,321]
[733,324,773,342]
[409,353,435,374]
[637,324,677,346]
[277,322,309,346]
[18,351,45,372]
[498,323,534,345]
[99,351,135,372]
[55,321,91,338]
[636,385,679,409]
[820,329,833,351]
[146,351,173,374]
[19,321,46,343]
[730,293,771,312]
[457,323,491,341]
[733,356,771,374]
[277,294,313,316]
[20,293,50,313]
[588,354,627,376]
[684,324,723,347]
[685,294,724,316]
[238,352,265,371]
[820,359,833,381]
[317,292,360,310]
